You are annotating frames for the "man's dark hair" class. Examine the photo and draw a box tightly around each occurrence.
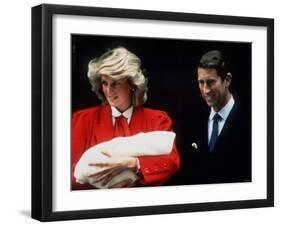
[198,50,229,80]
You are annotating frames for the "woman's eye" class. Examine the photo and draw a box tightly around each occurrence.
[113,81,121,87]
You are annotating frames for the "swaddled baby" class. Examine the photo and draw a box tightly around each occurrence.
[74,131,176,188]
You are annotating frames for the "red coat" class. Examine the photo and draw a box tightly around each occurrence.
[72,104,180,190]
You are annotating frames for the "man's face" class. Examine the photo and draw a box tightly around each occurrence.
[197,67,231,112]
[101,75,132,112]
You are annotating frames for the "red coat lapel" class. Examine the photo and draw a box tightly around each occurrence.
[129,107,145,135]
[94,104,114,144]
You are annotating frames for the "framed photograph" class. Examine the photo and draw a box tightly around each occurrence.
[32,4,274,221]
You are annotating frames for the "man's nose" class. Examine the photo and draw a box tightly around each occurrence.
[203,84,211,94]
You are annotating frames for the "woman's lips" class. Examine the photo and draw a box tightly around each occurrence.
[108,96,118,101]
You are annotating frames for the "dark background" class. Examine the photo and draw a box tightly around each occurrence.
[71,34,252,184]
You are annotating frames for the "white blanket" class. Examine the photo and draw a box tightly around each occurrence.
[74,131,176,188]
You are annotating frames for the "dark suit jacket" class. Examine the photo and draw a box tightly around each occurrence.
[173,100,251,185]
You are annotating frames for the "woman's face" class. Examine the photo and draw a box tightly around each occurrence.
[101,75,132,112]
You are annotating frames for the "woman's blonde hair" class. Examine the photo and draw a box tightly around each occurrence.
[87,47,148,106]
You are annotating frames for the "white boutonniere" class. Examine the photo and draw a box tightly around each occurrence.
[191,142,198,151]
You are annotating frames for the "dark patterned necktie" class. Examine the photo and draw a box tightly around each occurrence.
[114,115,131,137]
[209,113,221,152]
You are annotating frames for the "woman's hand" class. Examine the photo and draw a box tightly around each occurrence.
[88,151,138,187]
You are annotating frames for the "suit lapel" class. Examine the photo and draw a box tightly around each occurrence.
[215,102,237,153]
[202,110,210,153]
[191,108,209,154]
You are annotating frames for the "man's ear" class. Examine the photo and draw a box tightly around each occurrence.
[225,73,232,87]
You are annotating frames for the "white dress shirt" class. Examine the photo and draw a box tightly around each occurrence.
[111,106,134,125]
[208,95,235,143]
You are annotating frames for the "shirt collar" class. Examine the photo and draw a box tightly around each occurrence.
[209,95,235,121]
[111,105,134,119]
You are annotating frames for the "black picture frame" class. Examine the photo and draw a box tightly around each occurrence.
[32,3,274,222]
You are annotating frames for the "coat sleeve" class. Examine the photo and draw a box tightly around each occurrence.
[138,111,180,186]
[72,110,95,190]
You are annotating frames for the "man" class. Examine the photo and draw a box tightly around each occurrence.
[180,50,251,184]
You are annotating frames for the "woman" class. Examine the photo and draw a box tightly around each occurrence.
[72,47,180,189]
